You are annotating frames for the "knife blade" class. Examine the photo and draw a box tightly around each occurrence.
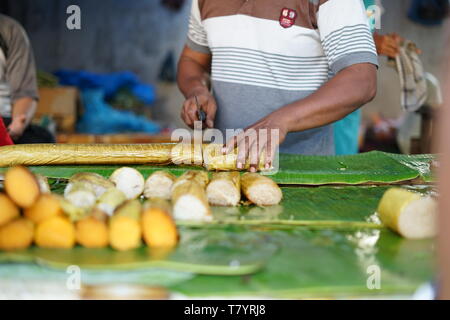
[194,95,207,123]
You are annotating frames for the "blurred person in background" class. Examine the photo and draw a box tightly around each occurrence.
[334,0,410,155]
[0,14,54,144]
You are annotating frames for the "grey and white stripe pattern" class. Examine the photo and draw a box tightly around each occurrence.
[322,24,376,68]
[188,15,209,48]
[211,47,330,91]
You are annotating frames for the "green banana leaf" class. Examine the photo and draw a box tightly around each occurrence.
[274,151,425,184]
[385,153,435,182]
[0,228,435,298]
[209,186,389,228]
[0,264,195,287]
[0,151,434,185]
[48,183,431,228]
[209,185,433,227]
[170,228,435,298]
[0,227,278,276]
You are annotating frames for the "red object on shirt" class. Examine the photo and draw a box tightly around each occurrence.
[0,117,14,146]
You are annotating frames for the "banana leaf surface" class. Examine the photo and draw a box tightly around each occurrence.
[0,227,278,276]
[384,153,435,182]
[210,186,389,227]
[0,228,434,298]
[0,151,435,185]
[171,228,435,298]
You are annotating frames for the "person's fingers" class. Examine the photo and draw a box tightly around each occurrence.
[223,130,245,154]
[384,36,396,46]
[195,94,217,128]
[385,42,398,51]
[181,102,194,128]
[205,99,217,128]
[389,44,399,52]
[187,104,199,125]
[222,135,236,154]
[265,134,272,169]
[381,41,398,54]
[236,135,251,170]
[385,45,398,55]
[183,99,200,128]
[393,34,404,44]
[265,133,278,169]
[248,138,261,173]
[378,42,399,58]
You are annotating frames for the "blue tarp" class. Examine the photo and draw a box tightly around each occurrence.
[77,90,160,134]
[55,70,156,104]
[55,70,160,134]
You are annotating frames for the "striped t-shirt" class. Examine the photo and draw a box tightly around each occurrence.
[187,0,378,155]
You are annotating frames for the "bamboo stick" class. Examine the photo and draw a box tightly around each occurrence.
[0,143,175,166]
[171,170,211,221]
[143,171,176,200]
[377,188,437,239]
[241,173,282,206]
[206,172,241,206]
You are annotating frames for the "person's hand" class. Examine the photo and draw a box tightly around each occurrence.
[7,114,27,141]
[374,32,401,58]
[223,110,289,172]
[374,33,421,58]
[181,88,217,129]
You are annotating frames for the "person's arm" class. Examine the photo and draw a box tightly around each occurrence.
[224,63,376,170]
[177,0,217,129]
[224,0,378,170]
[260,63,376,135]
[177,46,216,128]
[4,18,39,140]
[8,97,36,140]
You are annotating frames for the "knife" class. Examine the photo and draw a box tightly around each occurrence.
[194,95,207,123]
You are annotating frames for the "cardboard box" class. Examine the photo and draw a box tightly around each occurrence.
[36,86,80,133]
